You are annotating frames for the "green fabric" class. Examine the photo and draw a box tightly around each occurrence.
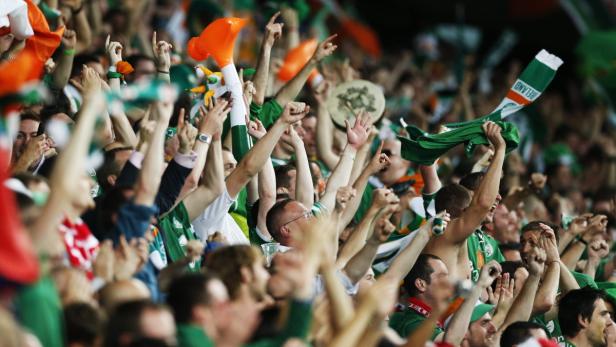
[149,227,168,267]
[604,288,616,310]
[271,157,290,167]
[399,121,520,165]
[230,187,249,217]
[231,124,251,162]
[399,50,562,165]
[467,230,506,282]
[595,258,610,281]
[158,202,201,270]
[259,99,283,129]
[230,212,250,238]
[177,324,215,347]
[389,309,443,340]
[15,277,64,347]
[572,270,598,288]
[532,314,565,345]
[354,183,375,224]
[250,101,263,120]
[245,299,313,347]
[471,303,494,322]
[311,201,328,216]
[543,143,581,175]
[249,227,272,246]
[170,64,198,92]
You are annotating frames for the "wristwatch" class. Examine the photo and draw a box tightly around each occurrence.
[197,133,212,145]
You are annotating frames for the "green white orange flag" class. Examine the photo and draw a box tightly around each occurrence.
[400,50,563,165]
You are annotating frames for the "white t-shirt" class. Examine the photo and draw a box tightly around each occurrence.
[191,188,249,245]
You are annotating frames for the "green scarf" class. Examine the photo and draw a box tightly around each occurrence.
[399,49,563,165]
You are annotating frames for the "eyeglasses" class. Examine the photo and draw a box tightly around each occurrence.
[281,210,312,227]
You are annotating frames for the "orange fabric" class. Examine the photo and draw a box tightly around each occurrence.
[187,17,247,67]
[0,0,63,96]
[116,61,134,75]
[341,18,381,58]
[0,147,39,284]
[278,39,318,82]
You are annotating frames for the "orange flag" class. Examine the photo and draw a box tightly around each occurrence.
[0,0,63,96]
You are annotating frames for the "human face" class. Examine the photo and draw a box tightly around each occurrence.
[466,313,496,347]
[223,150,237,177]
[357,269,376,298]
[520,229,541,263]
[140,308,177,346]
[73,174,96,211]
[301,116,317,156]
[279,202,312,245]
[586,299,612,347]
[492,204,520,244]
[425,258,449,302]
[133,59,157,82]
[250,255,271,301]
[378,139,410,187]
[14,119,40,158]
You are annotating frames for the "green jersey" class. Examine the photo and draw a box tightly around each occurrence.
[468,229,505,282]
[15,277,64,347]
[532,314,565,345]
[158,202,201,270]
[177,324,214,347]
[249,227,273,246]
[389,298,444,340]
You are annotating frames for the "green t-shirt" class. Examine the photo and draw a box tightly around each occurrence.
[249,227,273,246]
[158,202,201,270]
[245,299,313,347]
[354,183,375,224]
[177,324,215,347]
[229,188,249,237]
[259,99,283,129]
[389,308,443,340]
[15,277,64,347]
[532,314,565,345]
[468,229,506,282]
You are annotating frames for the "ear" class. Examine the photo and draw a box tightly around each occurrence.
[240,266,253,284]
[578,314,590,329]
[280,225,290,238]
[107,175,117,187]
[415,278,427,293]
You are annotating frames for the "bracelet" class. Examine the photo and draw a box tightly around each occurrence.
[107,71,123,79]
[547,260,559,266]
[158,70,170,74]
[576,236,588,245]
[63,48,75,56]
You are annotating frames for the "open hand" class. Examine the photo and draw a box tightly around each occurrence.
[345,110,373,150]
[199,98,231,136]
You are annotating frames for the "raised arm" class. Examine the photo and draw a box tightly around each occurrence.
[444,261,501,346]
[383,213,450,282]
[343,217,395,284]
[314,81,340,170]
[152,32,171,83]
[531,224,560,316]
[319,111,373,211]
[500,247,545,330]
[133,101,172,207]
[225,102,309,198]
[253,12,282,105]
[274,35,337,107]
[182,101,231,221]
[447,121,506,244]
[339,144,391,227]
[50,29,76,89]
[31,69,104,254]
[67,1,93,53]
[247,119,277,235]
[288,125,314,207]
[419,163,442,195]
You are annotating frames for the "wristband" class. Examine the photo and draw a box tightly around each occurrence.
[107,71,122,79]
[576,236,588,245]
[158,70,170,74]
[63,48,75,56]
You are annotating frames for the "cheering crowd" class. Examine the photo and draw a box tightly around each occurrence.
[2,0,616,347]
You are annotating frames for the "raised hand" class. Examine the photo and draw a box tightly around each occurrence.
[62,29,77,50]
[178,109,197,154]
[335,186,356,212]
[538,223,559,263]
[529,173,547,192]
[312,34,338,62]
[367,141,391,174]
[264,12,283,45]
[482,121,506,151]
[478,260,502,288]
[345,111,374,150]
[199,98,231,136]
[92,239,114,282]
[113,235,142,281]
[81,65,101,94]
[588,239,610,261]
[371,217,396,243]
[280,102,310,124]
[313,80,331,105]
[248,119,267,139]
[152,31,172,72]
[105,35,123,66]
[185,239,204,262]
[527,247,547,277]
[494,273,515,315]
[286,124,304,148]
[372,188,399,210]
[568,214,592,236]
[430,211,451,237]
